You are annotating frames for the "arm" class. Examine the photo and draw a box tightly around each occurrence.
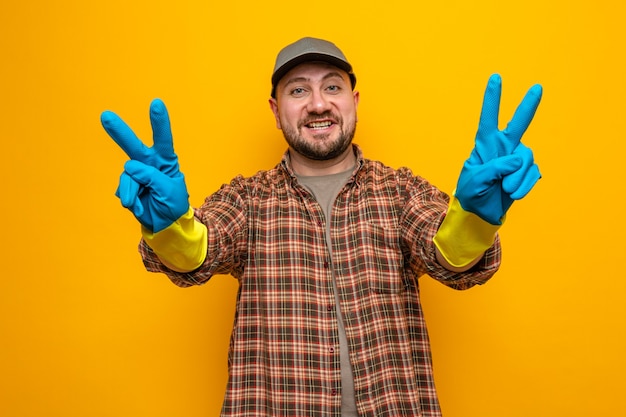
[101,99,206,272]
[434,74,543,272]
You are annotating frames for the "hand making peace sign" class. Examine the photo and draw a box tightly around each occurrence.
[455,74,543,225]
[101,99,190,233]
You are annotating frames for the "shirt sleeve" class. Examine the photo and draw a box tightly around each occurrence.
[139,177,249,288]
[397,168,501,290]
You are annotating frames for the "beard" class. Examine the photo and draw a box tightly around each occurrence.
[281,111,357,161]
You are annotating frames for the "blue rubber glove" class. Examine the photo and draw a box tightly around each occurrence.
[455,74,542,225]
[101,99,189,233]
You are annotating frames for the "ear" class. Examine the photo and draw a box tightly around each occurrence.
[353,90,360,122]
[268,98,282,129]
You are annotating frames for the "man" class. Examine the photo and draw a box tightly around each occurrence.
[101,37,542,416]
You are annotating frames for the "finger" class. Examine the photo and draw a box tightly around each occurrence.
[123,159,173,196]
[476,74,502,136]
[501,143,536,195]
[483,154,523,181]
[509,164,541,200]
[502,143,541,199]
[503,83,543,143]
[465,154,523,189]
[101,110,149,161]
[149,99,175,157]
[116,171,144,216]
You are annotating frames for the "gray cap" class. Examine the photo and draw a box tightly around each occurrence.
[271,37,356,98]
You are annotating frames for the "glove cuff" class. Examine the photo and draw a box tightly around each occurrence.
[141,207,207,272]
[433,197,502,268]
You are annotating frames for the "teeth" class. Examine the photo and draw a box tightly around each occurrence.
[308,121,332,129]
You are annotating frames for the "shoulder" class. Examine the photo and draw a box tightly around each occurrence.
[358,158,449,210]
[359,158,427,187]
[209,163,290,201]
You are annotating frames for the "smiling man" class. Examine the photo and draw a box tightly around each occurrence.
[101,37,543,416]
[269,61,359,170]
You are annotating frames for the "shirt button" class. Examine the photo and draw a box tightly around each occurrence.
[327,305,333,311]
[329,347,335,353]
[323,261,329,269]
[331,389,338,396]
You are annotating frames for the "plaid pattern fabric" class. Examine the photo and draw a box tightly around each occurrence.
[140,145,501,416]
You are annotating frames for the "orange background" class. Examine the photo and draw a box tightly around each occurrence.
[1,1,624,416]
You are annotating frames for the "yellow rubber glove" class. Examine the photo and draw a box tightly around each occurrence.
[141,207,207,272]
[433,197,501,268]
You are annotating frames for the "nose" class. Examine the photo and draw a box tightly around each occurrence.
[306,89,332,114]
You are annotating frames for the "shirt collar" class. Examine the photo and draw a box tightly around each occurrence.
[280,144,365,184]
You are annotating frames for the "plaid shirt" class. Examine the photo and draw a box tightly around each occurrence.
[140,145,501,416]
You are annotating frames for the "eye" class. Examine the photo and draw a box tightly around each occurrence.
[326,85,341,93]
[290,87,307,97]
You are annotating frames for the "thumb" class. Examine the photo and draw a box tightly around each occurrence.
[123,159,180,200]
[457,154,522,198]
[123,160,168,188]
[480,154,523,181]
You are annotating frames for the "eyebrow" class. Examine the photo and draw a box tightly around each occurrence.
[283,71,346,89]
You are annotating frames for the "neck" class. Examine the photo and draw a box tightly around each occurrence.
[289,145,356,176]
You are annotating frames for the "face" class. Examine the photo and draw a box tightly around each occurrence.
[269,62,360,161]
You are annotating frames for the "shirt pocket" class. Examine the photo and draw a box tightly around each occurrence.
[360,221,406,294]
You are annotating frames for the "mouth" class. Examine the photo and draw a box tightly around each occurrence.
[306,120,333,130]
